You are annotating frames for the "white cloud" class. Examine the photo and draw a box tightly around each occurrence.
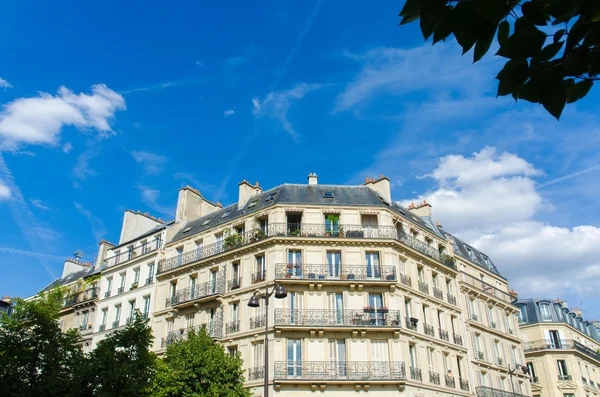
[132,150,167,174]
[252,83,322,142]
[0,179,10,200]
[224,109,236,117]
[195,60,206,69]
[0,78,11,89]
[30,199,50,211]
[73,146,99,180]
[137,185,174,217]
[0,84,125,150]
[62,143,73,153]
[74,202,107,241]
[400,148,600,301]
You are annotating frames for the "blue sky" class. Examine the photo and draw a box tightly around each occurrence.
[1,1,599,320]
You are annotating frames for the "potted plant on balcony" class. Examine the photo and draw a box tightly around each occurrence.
[363,306,374,313]
[337,225,344,238]
[379,306,389,314]
[284,273,292,279]
[290,228,301,236]
[130,282,138,290]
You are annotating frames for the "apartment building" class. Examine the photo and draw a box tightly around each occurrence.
[91,210,171,349]
[0,296,13,318]
[516,298,600,397]
[151,174,531,397]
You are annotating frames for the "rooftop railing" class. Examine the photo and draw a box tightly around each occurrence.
[158,223,456,274]
[166,277,225,307]
[103,239,161,269]
[274,263,397,282]
[274,308,402,328]
[475,386,528,397]
[459,271,515,305]
[524,339,600,363]
[274,361,406,381]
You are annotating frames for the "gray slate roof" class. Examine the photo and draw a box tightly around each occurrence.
[449,234,502,277]
[39,266,95,294]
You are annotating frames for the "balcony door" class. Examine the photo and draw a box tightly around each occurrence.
[210,270,218,294]
[365,252,381,279]
[289,292,303,325]
[287,339,302,377]
[329,339,346,377]
[328,293,343,325]
[361,214,378,238]
[547,330,562,348]
[371,340,390,377]
[326,251,341,278]
[288,250,302,277]
[369,293,384,326]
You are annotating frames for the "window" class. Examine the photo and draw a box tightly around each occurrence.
[323,191,334,198]
[142,296,151,317]
[141,240,148,254]
[210,270,218,294]
[259,217,268,234]
[128,300,136,321]
[232,261,241,286]
[326,251,341,278]
[202,218,212,225]
[114,305,121,327]
[527,362,537,381]
[265,191,278,202]
[81,310,89,329]
[186,313,195,329]
[366,252,381,278]
[518,306,527,323]
[288,250,302,277]
[228,346,238,357]
[557,360,570,379]
[127,245,134,260]
[119,273,126,292]
[146,262,154,284]
[154,234,162,249]
[539,303,552,321]
[115,250,121,265]
[247,199,258,209]
[169,281,177,298]
[133,268,140,284]
[231,303,239,322]
[324,214,340,234]
[253,341,264,368]
[404,298,412,318]
[166,319,174,333]
[287,339,302,376]
[409,344,418,368]
[100,308,108,328]
[221,210,231,218]
[255,255,266,281]
[106,277,113,297]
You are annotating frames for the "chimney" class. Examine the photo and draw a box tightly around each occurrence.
[95,240,114,269]
[308,173,318,185]
[572,308,583,318]
[408,200,432,218]
[364,174,391,203]
[239,180,260,208]
[176,186,218,224]
[61,258,90,279]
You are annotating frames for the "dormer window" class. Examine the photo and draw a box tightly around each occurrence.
[247,199,259,209]
[202,218,211,226]
[265,191,278,202]
[323,191,334,198]
[518,306,527,323]
[538,303,552,321]
[221,210,231,218]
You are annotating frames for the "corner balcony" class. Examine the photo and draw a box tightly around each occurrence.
[274,361,406,382]
[62,287,99,310]
[476,386,528,397]
[460,271,516,306]
[160,320,223,348]
[157,223,456,275]
[165,278,225,308]
[274,263,397,283]
[274,308,402,329]
[525,339,600,363]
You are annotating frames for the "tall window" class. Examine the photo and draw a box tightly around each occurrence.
[133,268,140,284]
[427,347,434,373]
[166,319,174,333]
[539,303,552,321]
[81,310,89,329]
[518,306,527,323]
[324,214,339,234]
[141,240,148,254]
[326,251,341,278]
[527,362,537,381]
[256,255,266,281]
[115,250,121,265]
[329,339,347,376]
[288,250,302,277]
[369,293,385,325]
[147,262,154,283]
[127,245,134,260]
[106,277,113,296]
[114,305,121,327]
[169,281,177,299]
[154,234,162,249]
[100,308,108,328]
[142,296,151,317]
[366,252,381,278]
[210,270,218,294]
[287,339,302,376]
[253,341,264,368]
[409,344,418,369]
[232,261,240,287]
[231,303,239,323]
[128,300,136,321]
[405,298,412,318]
[328,293,343,324]
[557,360,569,379]
[186,313,195,329]
[119,273,126,293]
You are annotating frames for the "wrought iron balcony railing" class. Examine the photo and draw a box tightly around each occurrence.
[63,287,99,308]
[399,273,412,287]
[445,374,456,388]
[157,223,456,274]
[424,323,435,336]
[274,263,397,282]
[558,374,572,381]
[249,315,265,329]
[460,378,469,391]
[429,371,440,385]
[112,320,119,329]
[98,324,106,332]
[274,361,406,381]
[166,277,225,307]
[524,339,600,363]
[439,328,449,341]
[447,293,457,306]
[103,239,161,269]
[117,286,125,294]
[161,320,223,348]
[418,281,429,294]
[405,317,418,330]
[226,320,240,334]
[228,278,241,291]
[460,272,516,305]
[453,333,463,345]
[145,277,153,285]
[247,366,265,380]
[410,367,422,381]
[274,308,402,328]
[104,291,111,298]
[475,386,528,397]
[433,287,443,300]
[251,271,266,284]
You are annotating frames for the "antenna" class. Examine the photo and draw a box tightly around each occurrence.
[73,250,84,262]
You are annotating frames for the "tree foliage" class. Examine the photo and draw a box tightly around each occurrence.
[0,288,85,397]
[399,0,600,119]
[151,328,250,397]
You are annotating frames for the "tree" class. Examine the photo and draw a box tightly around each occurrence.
[399,0,600,119]
[0,288,85,397]
[151,328,250,397]
[82,312,156,397]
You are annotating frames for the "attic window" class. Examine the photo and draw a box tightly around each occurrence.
[323,191,334,198]
[182,226,192,234]
[247,199,259,209]
[202,218,212,226]
[265,191,278,202]
[221,211,231,218]
[378,196,390,206]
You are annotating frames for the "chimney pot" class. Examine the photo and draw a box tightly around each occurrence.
[308,173,318,185]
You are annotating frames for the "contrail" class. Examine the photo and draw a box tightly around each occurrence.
[538,165,600,188]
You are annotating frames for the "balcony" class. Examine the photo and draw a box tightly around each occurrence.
[476,386,528,397]
[117,286,125,294]
[418,281,429,294]
[433,287,443,300]
[275,263,397,283]
[161,321,223,347]
[460,378,469,391]
[98,324,106,332]
[460,272,516,305]
[247,367,264,380]
[447,293,457,306]
[399,273,412,287]
[145,277,153,285]
[157,223,456,274]
[226,320,240,334]
[429,371,440,385]
[410,367,422,381]
[453,333,463,345]
[405,317,418,331]
[251,271,266,284]
[424,323,435,337]
[445,374,455,388]
[439,328,449,342]
[558,375,572,381]
[249,315,265,329]
[274,361,406,381]
[228,278,241,291]
[274,309,402,329]
[103,239,161,269]
[166,277,225,308]
[63,287,99,308]
[104,291,111,298]
[524,339,600,363]
[111,320,119,329]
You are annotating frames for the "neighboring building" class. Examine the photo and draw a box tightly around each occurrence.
[91,210,171,349]
[151,174,530,397]
[0,296,13,318]
[37,257,99,353]
[516,298,600,397]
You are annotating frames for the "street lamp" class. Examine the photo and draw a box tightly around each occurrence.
[507,364,529,397]
[248,283,288,397]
